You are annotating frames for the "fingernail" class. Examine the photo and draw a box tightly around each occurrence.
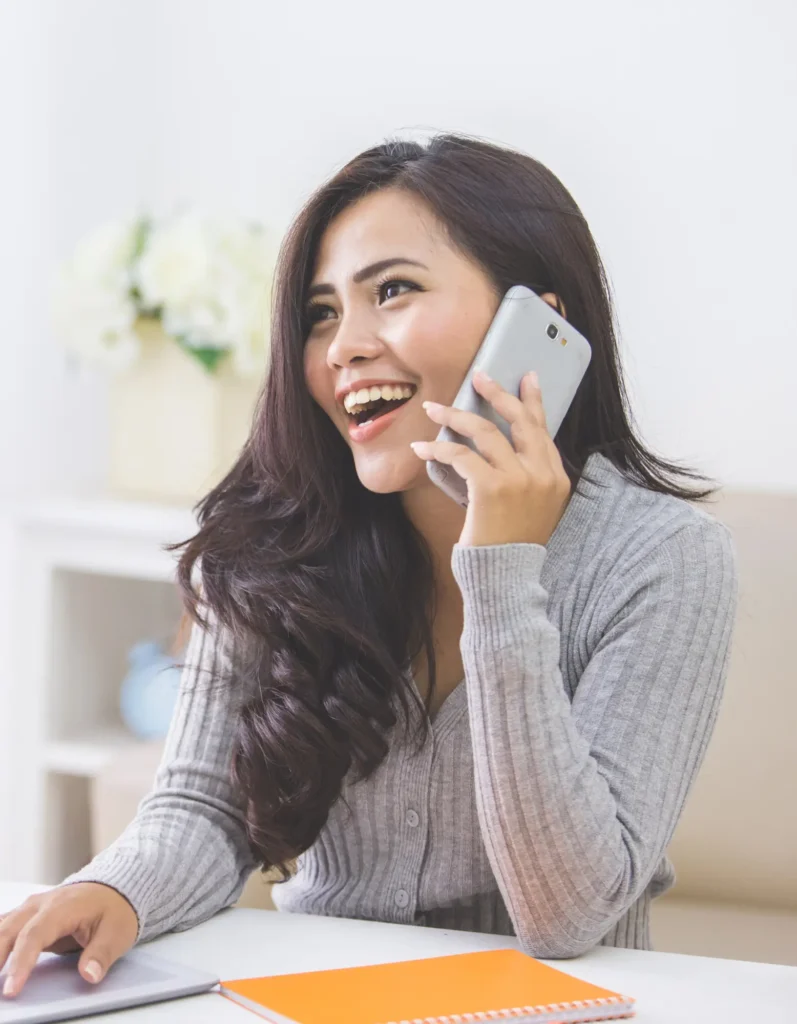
[421,401,442,411]
[84,960,103,983]
[527,371,539,385]
[474,368,492,382]
[3,975,17,997]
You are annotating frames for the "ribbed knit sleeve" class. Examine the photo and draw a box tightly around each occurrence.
[62,617,256,943]
[450,519,738,958]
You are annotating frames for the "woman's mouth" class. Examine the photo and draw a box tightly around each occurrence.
[342,383,417,443]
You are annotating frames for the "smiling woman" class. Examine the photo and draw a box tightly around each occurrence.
[299,188,509,497]
[0,133,738,995]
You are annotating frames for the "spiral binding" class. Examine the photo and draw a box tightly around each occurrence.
[382,993,635,1024]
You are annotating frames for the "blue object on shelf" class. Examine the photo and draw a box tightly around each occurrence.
[120,640,182,740]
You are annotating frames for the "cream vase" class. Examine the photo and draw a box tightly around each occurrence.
[108,317,263,505]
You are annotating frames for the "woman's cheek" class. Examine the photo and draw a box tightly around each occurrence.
[388,307,452,372]
[423,325,483,404]
[303,343,328,408]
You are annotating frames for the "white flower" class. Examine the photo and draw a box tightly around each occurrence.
[72,215,141,288]
[225,268,273,376]
[135,211,213,312]
[51,216,143,370]
[53,209,275,377]
[136,211,274,376]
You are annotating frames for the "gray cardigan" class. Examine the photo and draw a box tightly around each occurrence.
[65,453,738,957]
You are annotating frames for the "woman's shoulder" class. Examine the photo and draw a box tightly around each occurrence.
[591,450,730,531]
[550,452,737,590]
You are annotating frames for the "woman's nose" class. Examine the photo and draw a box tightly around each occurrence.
[325,311,383,368]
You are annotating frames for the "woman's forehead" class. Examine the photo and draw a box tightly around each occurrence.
[312,191,444,281]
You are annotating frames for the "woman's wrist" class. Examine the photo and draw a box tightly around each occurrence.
[451,543,548,648]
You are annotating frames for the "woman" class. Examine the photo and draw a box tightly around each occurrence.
[0,133,737,997]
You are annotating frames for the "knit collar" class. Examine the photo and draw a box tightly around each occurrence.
[544,451,620,566]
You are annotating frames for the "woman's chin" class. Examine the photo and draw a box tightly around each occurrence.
[353,454,427,495]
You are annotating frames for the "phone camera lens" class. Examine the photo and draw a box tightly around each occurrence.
[547,323,559,340]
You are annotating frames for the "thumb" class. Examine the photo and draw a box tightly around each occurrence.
[77,918,129,984]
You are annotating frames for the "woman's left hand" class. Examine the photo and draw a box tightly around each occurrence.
[410,369,572,548]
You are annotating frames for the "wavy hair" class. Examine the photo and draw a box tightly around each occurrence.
[173,133,716,877]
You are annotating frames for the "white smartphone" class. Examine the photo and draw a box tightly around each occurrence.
[426,284,592,507]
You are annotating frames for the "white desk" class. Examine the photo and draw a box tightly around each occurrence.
[3,883,797,1023]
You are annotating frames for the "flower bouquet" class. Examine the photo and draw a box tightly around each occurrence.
[52,210,275,503]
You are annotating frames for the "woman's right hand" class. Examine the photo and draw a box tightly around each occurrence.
[0,883,138,998]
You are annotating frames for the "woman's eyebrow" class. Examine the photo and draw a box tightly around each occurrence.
[307,258,429,300]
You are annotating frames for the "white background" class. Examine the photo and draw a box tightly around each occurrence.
[1,0,795,505]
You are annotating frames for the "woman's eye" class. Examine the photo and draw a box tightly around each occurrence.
[307,304,334,324]
[378,279,417,303]
[306,279,417,325]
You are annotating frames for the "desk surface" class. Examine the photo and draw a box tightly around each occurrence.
[2,882,797,1023]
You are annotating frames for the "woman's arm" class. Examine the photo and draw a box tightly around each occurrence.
[62,615,256,944]
[451,518,738,958]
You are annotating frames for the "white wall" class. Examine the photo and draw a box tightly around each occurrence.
[150,0,797,492]
[0,1,56,502]
[0,0,163,871]
[0,0,165,503]
[1,0,795,504]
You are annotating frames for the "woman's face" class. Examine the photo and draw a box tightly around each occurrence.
[303,188,503,495]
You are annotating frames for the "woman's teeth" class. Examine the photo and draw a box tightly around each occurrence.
[343,384,414,416]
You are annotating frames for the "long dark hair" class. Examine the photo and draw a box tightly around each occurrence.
[173,133,716,877]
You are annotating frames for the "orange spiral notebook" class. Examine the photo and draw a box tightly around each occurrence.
[219,948,636,1024]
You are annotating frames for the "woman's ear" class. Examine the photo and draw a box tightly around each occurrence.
[540,292,566,318]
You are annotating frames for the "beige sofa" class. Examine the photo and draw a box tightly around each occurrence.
[91,487,797,965]
[650,488,797,965]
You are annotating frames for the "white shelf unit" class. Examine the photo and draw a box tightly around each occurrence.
[3,498,197,884]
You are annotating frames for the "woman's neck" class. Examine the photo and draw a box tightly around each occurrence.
[402,479,467,592]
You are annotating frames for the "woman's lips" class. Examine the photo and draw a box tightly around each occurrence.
[346,397,412,444]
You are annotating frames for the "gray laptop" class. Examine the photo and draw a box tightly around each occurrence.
[0,948,219,1023]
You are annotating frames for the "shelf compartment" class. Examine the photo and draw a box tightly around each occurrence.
[43,727,144,778]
